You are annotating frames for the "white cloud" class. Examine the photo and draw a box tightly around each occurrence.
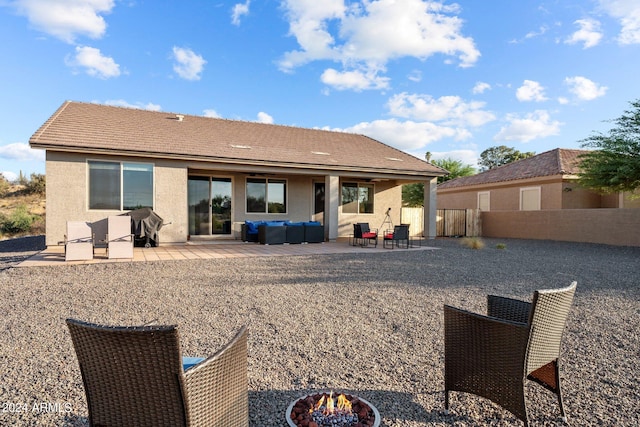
[565,18,603,48]
[172,47,206,81]
[320,68,390,91]
[1,171,18,182]
[516,80,548,102]
[387,93,496,127]
[598,0,640,44]
[279,0,479,90]
[494,110,562,142]
[564,76,608,101]
[472,82,491,94]
[431,149,479,168]
[103,100,161,111]
[407,70,422,82]
[0,143,46,162]
[257,112,274,124]
[12,0,115,43]
[231,1,250,26]
[66,46,120,79]
[203,109,221,118]
[340,118,471,153]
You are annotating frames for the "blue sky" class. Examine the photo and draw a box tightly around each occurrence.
[1,0,639,181]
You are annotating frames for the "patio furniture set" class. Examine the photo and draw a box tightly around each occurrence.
[61,208,165,261]
[350,223,415,249]
[65,282,577,426]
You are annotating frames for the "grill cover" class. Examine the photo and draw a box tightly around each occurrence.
[126,208,164,247]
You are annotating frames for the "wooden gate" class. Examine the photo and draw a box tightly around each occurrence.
[401,208,480,237]
[437,209,480,237]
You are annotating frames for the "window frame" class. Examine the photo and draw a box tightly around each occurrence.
[245,177,288,214]
[87,160,155,211]
[341,182,375,214]
[477,191,490,211]
[520,186,541,211]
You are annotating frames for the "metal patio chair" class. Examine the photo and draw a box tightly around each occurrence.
[351,223,378,247]
[66,318,248,427]
[383,224,410,249]
[444,281,577,426]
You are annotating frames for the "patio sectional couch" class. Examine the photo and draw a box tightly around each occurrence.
[241,220,324,244]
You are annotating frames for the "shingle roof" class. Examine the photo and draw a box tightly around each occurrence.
[437,148,588,189]
[30,101,446,177]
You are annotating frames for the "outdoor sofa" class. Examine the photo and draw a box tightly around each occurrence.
[241,220,324,244]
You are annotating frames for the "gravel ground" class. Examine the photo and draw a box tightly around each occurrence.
[0,236,638,426]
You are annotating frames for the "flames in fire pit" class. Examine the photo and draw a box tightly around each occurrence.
[287,391,380,427]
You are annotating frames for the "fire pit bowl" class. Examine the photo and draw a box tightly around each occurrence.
[286,391,380,427]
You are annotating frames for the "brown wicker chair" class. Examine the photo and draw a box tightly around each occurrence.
[66,318,248,427]
[444,281,577,426]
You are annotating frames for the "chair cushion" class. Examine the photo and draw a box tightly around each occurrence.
[182,356,205,371]
[363,232,377,239]
[384,233,394,239]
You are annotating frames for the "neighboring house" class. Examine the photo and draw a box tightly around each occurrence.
[437,148,638,211]
[30,101,447,246]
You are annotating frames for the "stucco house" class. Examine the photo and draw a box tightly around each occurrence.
[437,148,638,211]
[30,101,447,246]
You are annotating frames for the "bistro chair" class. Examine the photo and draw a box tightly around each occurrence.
[383,224,410,249]
[66,318,249,427]
[351,223,378,247]
[444,281,577,426]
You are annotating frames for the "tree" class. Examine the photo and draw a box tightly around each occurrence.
[478,145,535,171]
[402,157,476,206]
[578,99,640,194]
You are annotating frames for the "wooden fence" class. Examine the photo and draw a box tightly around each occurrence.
[401,208,480,237]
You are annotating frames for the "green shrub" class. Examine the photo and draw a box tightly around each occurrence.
[1,205,34,234]
[24,173,45,195]
[496,243,507,250]
[0,175,9,196]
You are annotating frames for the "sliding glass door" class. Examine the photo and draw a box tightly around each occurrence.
[188,176,232,235]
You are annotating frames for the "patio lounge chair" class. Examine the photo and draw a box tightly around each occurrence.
[107,215,134,259]
[444,281,577,426]
[66,319,249,427]
[64,221,94,261]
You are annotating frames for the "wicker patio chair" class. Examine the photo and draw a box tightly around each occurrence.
[66,318,248,427]
[444,281,577,426]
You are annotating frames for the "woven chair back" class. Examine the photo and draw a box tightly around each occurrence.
[66,319,188,426]
[525,281,577,375]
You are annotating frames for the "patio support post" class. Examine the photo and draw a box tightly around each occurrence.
[423,177,437,239]
[326,175,340,242]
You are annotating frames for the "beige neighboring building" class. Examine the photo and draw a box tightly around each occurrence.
[437,148,640,211]
[30,101,447,246]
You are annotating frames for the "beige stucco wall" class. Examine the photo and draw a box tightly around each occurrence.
[482,209,640,247]
[438,177,623,211]
[45,152,408,245]
[45,152,188,246]
[337,180,401,237]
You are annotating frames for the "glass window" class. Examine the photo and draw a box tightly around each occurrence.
[88,161,154,210]
[123,163,153,210]
[267,179,286,213]
[246,178,287,213]
[89,161,120,210]
[342,182,374,214]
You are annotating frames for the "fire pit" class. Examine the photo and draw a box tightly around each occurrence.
[286,391,380,427]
